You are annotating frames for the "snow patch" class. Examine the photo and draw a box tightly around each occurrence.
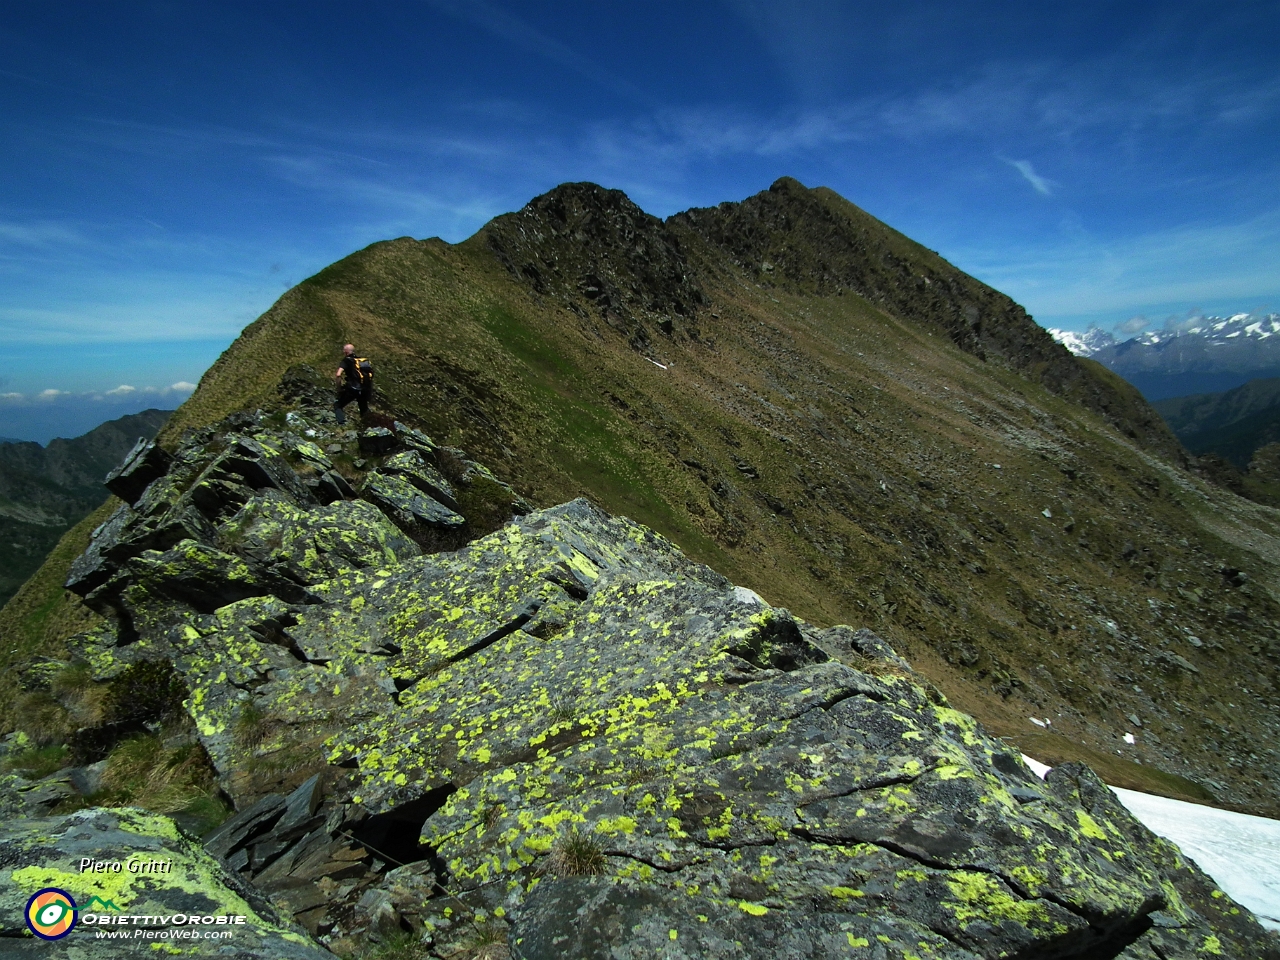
[1021,755,1052,779]
[1021,755,1280,930]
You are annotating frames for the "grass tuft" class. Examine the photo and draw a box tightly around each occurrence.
[541,826,606,877]
[480,801,504,830]
[547,696,577,725]
[233,702,273,750]
[4,743,70,779]
[459,922,510,960]
[355,930,432,960]
[51,662,110,728]
[99,734,222,815]
[14,691,73,748]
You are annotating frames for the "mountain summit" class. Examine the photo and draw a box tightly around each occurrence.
[6,179,1279,827]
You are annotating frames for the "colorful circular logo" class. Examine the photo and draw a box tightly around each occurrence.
[25,888,78,940]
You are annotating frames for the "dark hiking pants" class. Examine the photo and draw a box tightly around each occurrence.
[334,385,368,424]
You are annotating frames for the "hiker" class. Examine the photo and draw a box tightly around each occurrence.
[333,343,372,424]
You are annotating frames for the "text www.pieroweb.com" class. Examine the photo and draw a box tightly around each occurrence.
[94,928,235,940]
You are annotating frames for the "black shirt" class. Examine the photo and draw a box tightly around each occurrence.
[340,355,364,389]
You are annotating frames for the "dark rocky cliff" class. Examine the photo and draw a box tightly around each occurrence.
[482,182,707,352]
[482,178,1185,463]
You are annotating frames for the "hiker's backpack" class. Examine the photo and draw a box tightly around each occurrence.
[354,357,374,385]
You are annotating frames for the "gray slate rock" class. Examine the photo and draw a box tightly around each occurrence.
[273,774,325,842]
[358,427,396,456]
[211,436,316,505]
[104,437,173,505]
[380,448,459,510]
[312,468,355,504]
[1156,649,1200,673]
[65,503,135,595]
[16,771,76,815]
[393,421,437,457]
[205,793,286,859]
[511,875,976,960]
[362,471,465,532]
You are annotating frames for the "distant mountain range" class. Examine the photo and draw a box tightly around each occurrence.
[0,409,169,605]
[1154,377,1280,467]
[1050,313,1280,400]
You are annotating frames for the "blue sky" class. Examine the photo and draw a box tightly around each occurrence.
[2,1,1278,440]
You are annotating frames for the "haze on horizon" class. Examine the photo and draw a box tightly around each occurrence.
[2,0,1277,441]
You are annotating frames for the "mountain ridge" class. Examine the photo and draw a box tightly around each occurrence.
[479,178,1184,463]
[7,178,1280,821]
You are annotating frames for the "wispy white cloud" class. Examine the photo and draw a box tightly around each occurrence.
[0,220,88,248]
[422,0,648,104]
[1,381,198,405]
[959,205,1280,327]
[76,117,289,156]
[0,288,261,346]
[575,55,1280,181]
[1002,157,1054,196]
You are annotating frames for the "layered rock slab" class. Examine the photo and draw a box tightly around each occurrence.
[278,499,1271,959]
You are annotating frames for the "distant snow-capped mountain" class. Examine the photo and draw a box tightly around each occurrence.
[1051,314,1280,400]
[1128,313,1280,347]
[1048,327,1116,357]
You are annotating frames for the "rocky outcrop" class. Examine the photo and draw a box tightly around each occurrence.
[63,411,526,658]
[482,182,707,350]
[20,409,1273,958]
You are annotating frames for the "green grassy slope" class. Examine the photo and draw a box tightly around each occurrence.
[0,502,110,731]
[12,179,1280,815]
